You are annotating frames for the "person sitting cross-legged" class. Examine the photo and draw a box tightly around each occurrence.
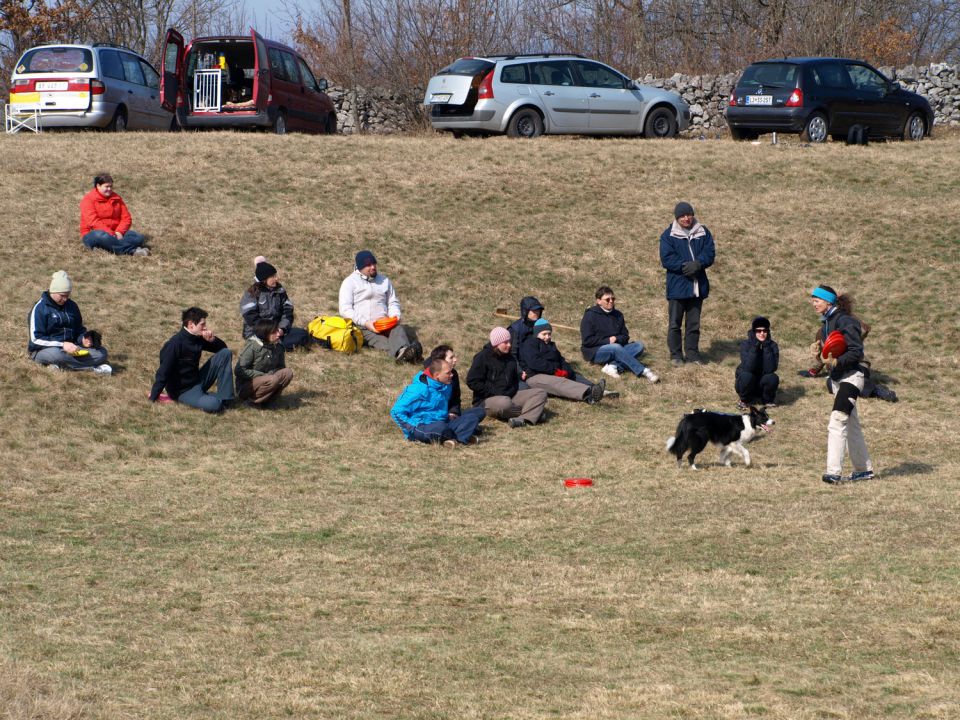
[235,319,294,407]
[391,357,482,446]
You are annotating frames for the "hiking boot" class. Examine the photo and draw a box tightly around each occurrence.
[132,247,150,257]
[850,470,875,482]
[411,341,423,363]
[642,368,660,384]
[93,363,113,375]
[508,417,526,428]
[466,435,480,446]
[601,363,620,378]
[587,381,605,405]
[395,345,417,364]
[671,358,684,368]
[822,473,844,485]
[602,390,620,399]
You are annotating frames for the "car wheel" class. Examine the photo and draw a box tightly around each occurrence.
[507,108,544,138]
[644,107,677,138]
[903,112,925,141]
[728,126,759,141]
[800,112,828,143]
[108,108,127,132]
[324,111,337,134]
[273,111,287,135]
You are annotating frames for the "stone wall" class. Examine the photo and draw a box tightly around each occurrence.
[326,63,960,134]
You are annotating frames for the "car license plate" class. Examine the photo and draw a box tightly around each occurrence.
[430,93,452,104]
[37,81,68,91]
[746,95,772,106]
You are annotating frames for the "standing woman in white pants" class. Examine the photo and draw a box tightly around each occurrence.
[811,285,874,484]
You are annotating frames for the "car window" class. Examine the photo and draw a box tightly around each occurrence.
[739,63,799,89]
[845,64,888,94]
[120,53,145,85]
[140,60,160,90]
[438,58,495,76]
[268,48,290,81]
[17,47,93,74]
[164,42,179,74]
[572,61,626,88]
[297,58,319,91]
[500,63,529,84]
[281,52,300,84]
[99,50,124,80]
[811,63,852,89]
[530,61,575,86]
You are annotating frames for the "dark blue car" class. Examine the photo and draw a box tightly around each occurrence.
[725,57,934,142]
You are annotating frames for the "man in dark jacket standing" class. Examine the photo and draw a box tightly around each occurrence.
[735,316,780,408]
[149,307,234,413]
[579,286,659,382]
[659,201,716,366]
[466,327,547,428]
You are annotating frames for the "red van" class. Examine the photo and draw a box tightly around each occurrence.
[161,28,336,134]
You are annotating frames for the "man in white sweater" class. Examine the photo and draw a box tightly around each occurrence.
[338,250,422,363]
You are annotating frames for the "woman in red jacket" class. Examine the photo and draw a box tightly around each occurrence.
[80,173,149,256]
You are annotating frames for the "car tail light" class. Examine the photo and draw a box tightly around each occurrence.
[90,79,106,95]
[477,70,494,100]
[786,88,802,107]
[728,92,736,106]
[13,79,31,89]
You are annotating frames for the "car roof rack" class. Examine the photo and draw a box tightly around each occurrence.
[481,52,585,60]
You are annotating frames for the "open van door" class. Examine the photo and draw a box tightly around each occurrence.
[251,28,271,112]
[161,28,184,112]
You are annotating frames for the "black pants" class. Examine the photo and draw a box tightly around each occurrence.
[667,297,704,362]
[735,369,779,404]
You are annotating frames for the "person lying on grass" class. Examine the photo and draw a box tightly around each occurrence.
[519,319,605,404]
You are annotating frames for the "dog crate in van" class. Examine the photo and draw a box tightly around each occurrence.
[161,28,336,134]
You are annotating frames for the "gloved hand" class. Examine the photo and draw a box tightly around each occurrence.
[554,369,570,378]
[681,260,702,276]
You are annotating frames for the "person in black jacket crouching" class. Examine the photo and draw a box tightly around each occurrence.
[735,316,780,409]
[149,307,235,413]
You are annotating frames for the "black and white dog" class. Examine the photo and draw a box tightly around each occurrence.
[665,407,775,469]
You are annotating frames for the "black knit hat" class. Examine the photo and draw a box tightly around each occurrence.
[255,261,278,283]
[674,201,695,218]
[751,316,770,332]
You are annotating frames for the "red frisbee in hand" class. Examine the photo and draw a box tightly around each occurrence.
[564,478,593,488]
[821,330,847,360]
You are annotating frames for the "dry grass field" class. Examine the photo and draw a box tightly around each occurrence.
[2,128,960,720]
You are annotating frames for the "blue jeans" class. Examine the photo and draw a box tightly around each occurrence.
[32,346,108,370]
[592,341,647,376]
[82,229,146,255]
[176,348,235,413]
[410,407,484,444]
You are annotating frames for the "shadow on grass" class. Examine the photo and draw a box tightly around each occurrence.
[703,338,741,364]
[273,389,325,409]
[881,461,935,478]
[774,383,807,407]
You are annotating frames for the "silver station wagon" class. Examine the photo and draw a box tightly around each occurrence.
[424,53,690,138]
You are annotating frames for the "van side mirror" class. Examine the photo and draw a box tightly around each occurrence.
[317,78,328,91]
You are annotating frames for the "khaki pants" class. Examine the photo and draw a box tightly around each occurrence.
[826,370,872,476]
[483,388,548,424]
[526,374,590,401]
[239,368,294,405]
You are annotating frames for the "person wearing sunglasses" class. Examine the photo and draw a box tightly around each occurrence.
[735,316,779,410]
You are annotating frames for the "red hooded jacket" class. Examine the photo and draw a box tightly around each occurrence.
[79,188,133,236]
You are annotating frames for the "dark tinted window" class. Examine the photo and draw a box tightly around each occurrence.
[530,61,575,86]
[99,49,124,80]
[268,48,290,81]
[810,63,852,89]
[739,63,799,89]
[281,51,300,83]
[120,53,145,85]
[846,63,888,94]
[500,63,529,84]
[297,58,319,91]
[437,58,495,76]
[18,47,94,74]
[572,60,626,88]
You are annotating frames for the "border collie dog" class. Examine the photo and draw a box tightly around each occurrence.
[666,407,774,469]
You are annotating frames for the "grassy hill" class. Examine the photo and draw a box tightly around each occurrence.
[2,130,959,719]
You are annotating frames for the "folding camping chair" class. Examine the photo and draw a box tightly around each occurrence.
[5,104,42,134]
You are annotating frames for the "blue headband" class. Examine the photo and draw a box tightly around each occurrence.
[811,287,837,304]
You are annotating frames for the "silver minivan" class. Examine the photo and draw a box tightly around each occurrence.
[424,54,690,138]
[8,43,172,130]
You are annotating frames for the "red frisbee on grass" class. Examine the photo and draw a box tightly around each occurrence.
[821,330,847,360]
[564,478,594,488]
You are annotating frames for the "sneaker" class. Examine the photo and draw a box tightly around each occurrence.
[46,364,62,372]
[822,473,844,485]
[132,247,150,257]
[466,435,480,446]
[602,390,620,399]
[670,359,684,368]
[508,417,526,428]
[763,401,777,408]
[601,363,620,378]
[587,381,605,404]
[799,368,820,378]
[689,358,707,366]
[736,400,749,411]
[442,439,457,449]
[93,363,113,375]
[642,368,660,384]
[850,470,875,482]
[395,345,417,364]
